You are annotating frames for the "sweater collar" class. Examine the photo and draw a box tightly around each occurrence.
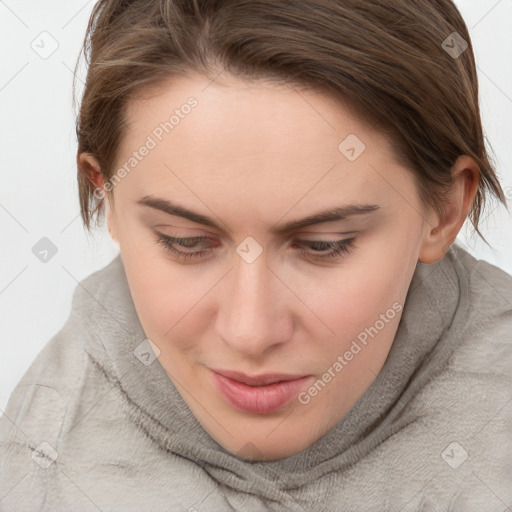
[81,243,469,487]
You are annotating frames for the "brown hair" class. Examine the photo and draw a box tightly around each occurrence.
[74,0,509,245]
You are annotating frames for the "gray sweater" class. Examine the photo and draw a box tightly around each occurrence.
[1,242,511,512]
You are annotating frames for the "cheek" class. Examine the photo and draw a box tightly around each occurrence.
[350,233,414,313]
[319,267,405,327]
[122,251,214,358]
[301,261,409,414]
[120,249,177,335]
[308,246,413,363]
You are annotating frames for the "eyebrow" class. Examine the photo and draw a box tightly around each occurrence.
[136,195,381,234]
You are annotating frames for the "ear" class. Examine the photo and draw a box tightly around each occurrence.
[418,155,479,264]
[78,151,103,191]
[78,151,117,242]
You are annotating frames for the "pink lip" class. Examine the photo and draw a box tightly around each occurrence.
[211,369,312,414]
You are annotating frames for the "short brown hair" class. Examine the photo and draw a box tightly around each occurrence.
[74,0,509,244]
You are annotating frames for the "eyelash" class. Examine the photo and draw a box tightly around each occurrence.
[154,233,357,263]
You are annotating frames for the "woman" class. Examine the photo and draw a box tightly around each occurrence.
[1,0,511,510]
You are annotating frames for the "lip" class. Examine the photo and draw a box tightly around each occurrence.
[211,369,312,414]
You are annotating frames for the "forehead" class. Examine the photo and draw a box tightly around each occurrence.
[122,72,390,160]
[114,74,414,217]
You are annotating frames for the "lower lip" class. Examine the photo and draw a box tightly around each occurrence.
[211,372,311,414]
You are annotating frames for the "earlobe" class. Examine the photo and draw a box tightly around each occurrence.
[78,151,118,243]
[418,199,460,264]
[418,232,454,264]
[418,155,479,264]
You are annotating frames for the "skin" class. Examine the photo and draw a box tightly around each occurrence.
[79,73,478,461]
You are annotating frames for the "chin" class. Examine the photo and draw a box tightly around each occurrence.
[219,418,328,462]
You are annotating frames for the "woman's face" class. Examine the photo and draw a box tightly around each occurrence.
[104,73,434,460]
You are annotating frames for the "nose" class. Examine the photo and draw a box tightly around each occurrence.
[215,247,291,358]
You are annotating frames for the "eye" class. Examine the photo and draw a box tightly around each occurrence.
[153,233,357,263]
[154,233,216,261]
[291,237,356,261]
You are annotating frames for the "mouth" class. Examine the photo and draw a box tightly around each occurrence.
[210,369,312,414]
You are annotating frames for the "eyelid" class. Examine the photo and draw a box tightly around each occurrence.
[295,230,357,237]
[154,231,357,263]
[153,223,210,234]
[159,235,353,256]
[154,225,357,239]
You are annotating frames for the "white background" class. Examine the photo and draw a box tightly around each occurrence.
[1,0,511,412]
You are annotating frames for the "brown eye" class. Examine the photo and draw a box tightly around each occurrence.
[291,237,356,261]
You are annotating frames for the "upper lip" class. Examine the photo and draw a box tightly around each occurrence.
[211,369,309,386]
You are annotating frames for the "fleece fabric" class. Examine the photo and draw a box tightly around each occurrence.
[0,241,511,512]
